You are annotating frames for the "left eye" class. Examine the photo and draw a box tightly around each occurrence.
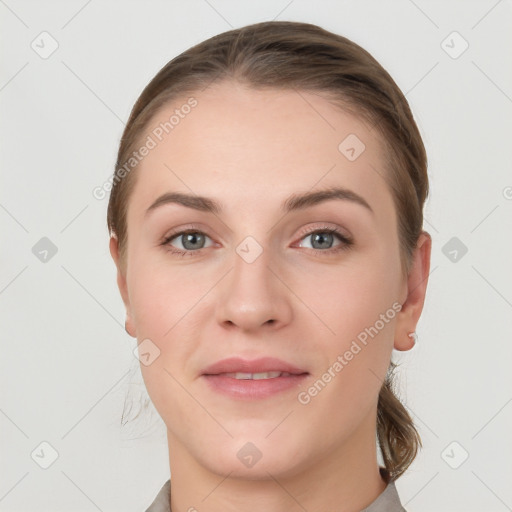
[297,229,348,250]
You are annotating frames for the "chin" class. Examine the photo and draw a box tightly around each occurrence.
[195,434,308,480]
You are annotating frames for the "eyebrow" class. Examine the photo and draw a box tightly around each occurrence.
[145,186,374,217]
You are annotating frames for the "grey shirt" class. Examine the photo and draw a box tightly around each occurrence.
[144,468,406,512]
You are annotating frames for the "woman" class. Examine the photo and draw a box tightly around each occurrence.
[107,20,431,512]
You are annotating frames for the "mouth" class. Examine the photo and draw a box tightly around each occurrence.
[201,357,309,400]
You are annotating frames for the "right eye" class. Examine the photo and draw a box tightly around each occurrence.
[162,230,215,257]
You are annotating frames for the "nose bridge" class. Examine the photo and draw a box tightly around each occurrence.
[233,235,272,289]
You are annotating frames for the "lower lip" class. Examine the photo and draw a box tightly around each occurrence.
[202,374,309,400]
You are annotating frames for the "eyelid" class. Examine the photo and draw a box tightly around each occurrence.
[162,223,213,241]
[295,223,352,242]
[161,224,216,247]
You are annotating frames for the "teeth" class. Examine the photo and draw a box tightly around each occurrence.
[221,371,290,380]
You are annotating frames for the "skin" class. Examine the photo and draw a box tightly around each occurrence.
[110,80,431,512]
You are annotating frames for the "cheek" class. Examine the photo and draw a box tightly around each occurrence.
[294,262,398,444]
[125,249,214,394]
[127,248,211,336]
[290,244,400,417]
[295,247,401,345]
[126,258,204,426]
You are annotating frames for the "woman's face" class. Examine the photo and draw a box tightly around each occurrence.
[113,81,422,479]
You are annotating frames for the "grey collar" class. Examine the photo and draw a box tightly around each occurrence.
[145,472,406,512]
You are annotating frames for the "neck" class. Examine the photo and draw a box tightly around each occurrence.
[166,413,387,512]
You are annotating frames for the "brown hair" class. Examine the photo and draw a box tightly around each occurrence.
[108,20,427,480]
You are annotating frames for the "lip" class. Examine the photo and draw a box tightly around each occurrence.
[201,357,307,376]
[201,357,309,400]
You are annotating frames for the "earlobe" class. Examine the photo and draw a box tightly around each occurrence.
[394,231,432,351]
[394,331,418,352]
[109,236,136,338]
[124,316,136,338]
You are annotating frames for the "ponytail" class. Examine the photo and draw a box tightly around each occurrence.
[377,361,422,480]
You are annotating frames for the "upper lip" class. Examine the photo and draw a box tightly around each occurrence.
[201,357,308,375]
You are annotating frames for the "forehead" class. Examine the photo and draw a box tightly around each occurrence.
[128,81,395,222]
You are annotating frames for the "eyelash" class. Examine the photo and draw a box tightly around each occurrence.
[161,225,353,258]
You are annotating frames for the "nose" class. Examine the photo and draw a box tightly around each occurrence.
[216,245,293,332]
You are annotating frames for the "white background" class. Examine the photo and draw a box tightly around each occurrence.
[1,1,511,511]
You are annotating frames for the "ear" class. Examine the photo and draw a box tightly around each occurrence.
[109,236,136,338]
[394,231,432,351]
